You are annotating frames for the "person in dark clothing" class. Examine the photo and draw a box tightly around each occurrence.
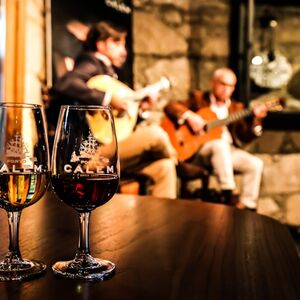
[48,21,177,198]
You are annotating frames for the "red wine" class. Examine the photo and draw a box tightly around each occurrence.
[0,173,50,211]
[51,175,119,212]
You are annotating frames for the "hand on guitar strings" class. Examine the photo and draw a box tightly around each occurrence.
[252,103,268,119]
[140,97,154,111]
[110,97,128,116]
[183,110,207,134]
[138,93,159,117]
[141,89,160,107]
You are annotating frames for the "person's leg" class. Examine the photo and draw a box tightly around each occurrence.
[118,124,177,169]
[140,158,177,199]
[118,125,177,198]
[199,139,236,190]
[197,139,237,205]
[231,147,264,209]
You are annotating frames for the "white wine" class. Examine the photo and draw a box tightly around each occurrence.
[0,103,50,281]
[0,173,50,211]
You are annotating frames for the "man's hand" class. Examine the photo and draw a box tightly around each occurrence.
[139,91,159,113]
[140,96,153,112]
[110,97,128,112]
[253,103,268,119]
[184,111,206,134]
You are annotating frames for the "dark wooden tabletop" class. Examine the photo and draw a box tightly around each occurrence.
[0,192,300,300]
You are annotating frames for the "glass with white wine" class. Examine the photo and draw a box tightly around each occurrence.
[0,103,50,281]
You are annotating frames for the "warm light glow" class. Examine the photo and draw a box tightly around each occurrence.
[251,55,263,65]
[0,0,6,100]
[105,0,131,14]
[76,284,82,294]
[126,197,136,208]
[270,20,278,28]
[0,4,5,58]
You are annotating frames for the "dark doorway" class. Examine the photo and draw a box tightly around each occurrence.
[51,0,132,86]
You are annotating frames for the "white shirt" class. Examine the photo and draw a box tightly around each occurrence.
[94,52,113,69]
[209,94,233,144]
[93,52,118,105]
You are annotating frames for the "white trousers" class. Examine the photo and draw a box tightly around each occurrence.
[198,139,264,209]
[118,124,177,199]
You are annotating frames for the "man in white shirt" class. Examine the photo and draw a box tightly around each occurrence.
[164,68,268,209]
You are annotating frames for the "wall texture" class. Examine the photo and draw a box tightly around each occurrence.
[4,0,299,224]
[131,0,300,225]
[132,0,231,101]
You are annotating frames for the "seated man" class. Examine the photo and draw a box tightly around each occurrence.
[164,67,268,209]
[48,21,177,199]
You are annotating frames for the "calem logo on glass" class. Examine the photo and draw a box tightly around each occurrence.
[64,132,115,175]
[1,133,42,173]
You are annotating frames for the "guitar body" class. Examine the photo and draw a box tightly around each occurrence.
[87,75,134,100]
[161,107,223,161]
[87,75,170,142]
[87,75,140,142]
[162,98,283,161]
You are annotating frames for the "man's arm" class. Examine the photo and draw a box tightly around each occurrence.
[52,55,106,105]
[229,100,267,145]
[164,100,190,123]
[164,91,207,134]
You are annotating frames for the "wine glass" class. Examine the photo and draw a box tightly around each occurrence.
[0,103,50,281]
[51,105,119,280]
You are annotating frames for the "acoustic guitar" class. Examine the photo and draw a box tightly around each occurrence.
[86,75,170,142]
[161,98,283,161]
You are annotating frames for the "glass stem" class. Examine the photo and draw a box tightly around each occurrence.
[6,211,22,262]
[75,212,91,261]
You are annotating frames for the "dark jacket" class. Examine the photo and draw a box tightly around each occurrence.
[164,90,262,147]
[47,52,114,127]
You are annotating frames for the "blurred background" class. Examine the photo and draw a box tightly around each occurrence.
[0,0,300,234]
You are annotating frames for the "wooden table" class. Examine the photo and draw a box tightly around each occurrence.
[0,192,300,299]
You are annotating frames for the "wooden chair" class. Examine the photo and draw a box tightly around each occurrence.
[176,161,211,199]
[118,172,153,195]
[177,161,242,205]
[119,161,222,200]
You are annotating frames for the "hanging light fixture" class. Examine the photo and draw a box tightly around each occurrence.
[105,0,131,14]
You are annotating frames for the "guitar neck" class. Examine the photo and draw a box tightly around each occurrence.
[123,79,169,102]
[206,108,252,131]
[126,85,157,102]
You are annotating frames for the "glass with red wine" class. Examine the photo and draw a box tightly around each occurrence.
[51,105,119,280]
[0,103,50,281]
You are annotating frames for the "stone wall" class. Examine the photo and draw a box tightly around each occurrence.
[204,149,300,226]
[132,1,300,103]
[257,153,300,225]
[131,1,300,226]
[3,1,300,225]
[132,0,231,102]
[246,131,300,225]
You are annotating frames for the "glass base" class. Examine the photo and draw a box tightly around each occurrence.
[52,256,115,281]
[0,259,46,281]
